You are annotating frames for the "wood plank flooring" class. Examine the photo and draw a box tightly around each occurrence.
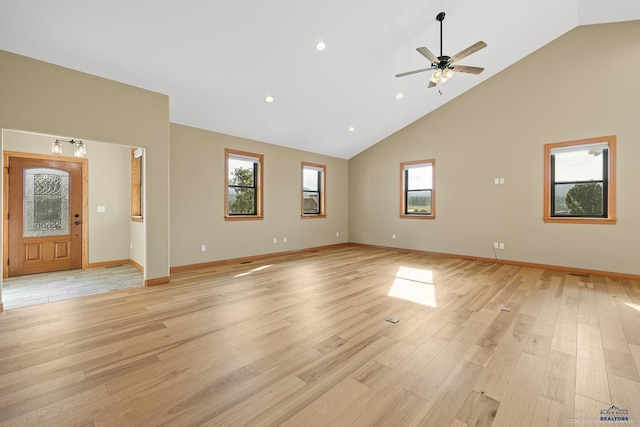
[0,245,639,426]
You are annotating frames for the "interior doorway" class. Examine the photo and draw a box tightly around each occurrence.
[1,129,145,309]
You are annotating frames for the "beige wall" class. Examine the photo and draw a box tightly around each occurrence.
[0,50,170,295]
[349,21,640,275]
[2,130,134,264]
[169,123,349,267]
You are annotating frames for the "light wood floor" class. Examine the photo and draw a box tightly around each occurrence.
[0,246,639,426]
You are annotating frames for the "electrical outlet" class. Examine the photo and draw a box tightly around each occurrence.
[499,242,505,249]
[392,234,396,239]
[493,242,499,249]
[283,237,287,243]
[336,231,340,238]
[201,244,206,252]
[273,238,277,244]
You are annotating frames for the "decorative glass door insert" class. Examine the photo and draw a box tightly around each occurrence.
[23,168,70,237]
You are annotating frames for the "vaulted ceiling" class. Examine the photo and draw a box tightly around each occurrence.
[1,1,639,159]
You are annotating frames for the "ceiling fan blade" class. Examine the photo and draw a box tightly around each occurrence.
[395,68,431,78]
[449,41,487,64]
[416,47,439,65]
[450,65,484,74]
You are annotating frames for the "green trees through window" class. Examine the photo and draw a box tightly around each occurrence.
[225,149,263,220]
[565,183,603,216]
[544,136,616,224]
[228,162,256,215]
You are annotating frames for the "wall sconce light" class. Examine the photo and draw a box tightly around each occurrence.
[52,138,87,157]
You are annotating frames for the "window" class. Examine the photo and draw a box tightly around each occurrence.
[301,162,326,217]
[225,149,263,220]
[544,136,616,224]
[401,159,435,219]
[131,147,143,222]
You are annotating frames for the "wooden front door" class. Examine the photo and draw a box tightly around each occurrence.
[7,156,83,276]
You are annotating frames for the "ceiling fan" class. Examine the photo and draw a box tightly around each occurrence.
[396,12,486,88]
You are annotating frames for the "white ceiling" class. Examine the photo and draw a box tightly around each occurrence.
[1,0,639,159]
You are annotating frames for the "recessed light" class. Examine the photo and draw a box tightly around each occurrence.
[396,93,404,100]
[348,126,355,132]
[316,41,326,51]
[265,96,274,103]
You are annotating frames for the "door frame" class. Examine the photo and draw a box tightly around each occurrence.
[3,151,89,278]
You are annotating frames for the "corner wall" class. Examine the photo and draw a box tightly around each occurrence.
[348,21,640,275]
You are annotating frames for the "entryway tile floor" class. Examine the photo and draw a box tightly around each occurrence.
[2,265,143,310]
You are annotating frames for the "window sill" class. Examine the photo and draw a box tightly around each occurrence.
[301,214,326,219]
[543,217,616,225]
[400,214,435,220]
[131,216,143,223]
[225,215,264,221]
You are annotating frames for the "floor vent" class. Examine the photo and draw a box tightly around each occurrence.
[566,272,590,277]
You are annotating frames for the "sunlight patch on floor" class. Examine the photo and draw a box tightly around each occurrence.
[625,302,640,312]
[234,264,273,278]
[387,266,436,307]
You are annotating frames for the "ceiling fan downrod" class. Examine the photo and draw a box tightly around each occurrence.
[436,12,445,58]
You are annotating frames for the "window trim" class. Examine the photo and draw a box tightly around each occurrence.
[543,135,616,224]
[400,159,436,219]
[131,147,143,222]
[225,148,264,221]
[301,161,326,218]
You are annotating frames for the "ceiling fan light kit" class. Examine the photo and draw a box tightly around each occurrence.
[396,11,486,89]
